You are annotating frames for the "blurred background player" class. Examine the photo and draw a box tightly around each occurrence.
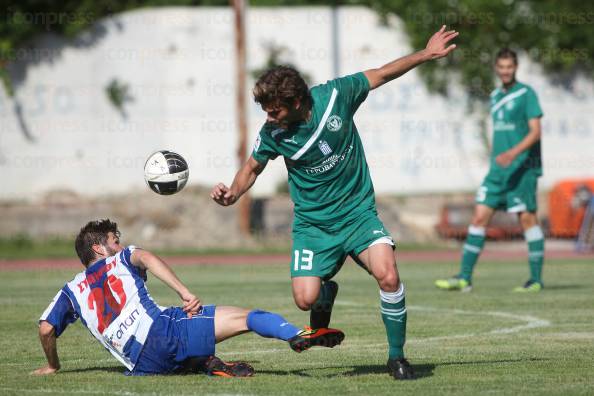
[33,219,343,377]
[435,48,545,293]
[211,26,459,380]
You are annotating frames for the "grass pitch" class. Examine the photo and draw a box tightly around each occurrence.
[1,256,593,395]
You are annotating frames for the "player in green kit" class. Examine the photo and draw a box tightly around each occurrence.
[211,26,458,379]
[435,48,545,293]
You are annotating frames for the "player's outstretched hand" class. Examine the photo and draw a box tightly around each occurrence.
[181,291,202,318]
[211,183,237,206]
[31,365,59,375]
[425,25,458,60]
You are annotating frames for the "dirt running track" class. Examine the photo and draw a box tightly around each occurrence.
[0,249,591,271]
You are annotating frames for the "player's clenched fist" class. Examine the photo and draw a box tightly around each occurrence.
[210,183,237,206]
[180,291,201,318]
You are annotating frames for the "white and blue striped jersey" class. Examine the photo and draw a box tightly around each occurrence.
[39,246,164,370]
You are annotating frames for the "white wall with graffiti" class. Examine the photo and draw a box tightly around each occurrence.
[1,7,593,200]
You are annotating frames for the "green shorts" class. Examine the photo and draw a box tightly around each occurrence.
[291,212,395,280]
[476,170,538,213]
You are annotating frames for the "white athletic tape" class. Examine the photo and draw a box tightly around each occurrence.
[379,283,404,304]
[525,225,544,242]
[468,225,486,237]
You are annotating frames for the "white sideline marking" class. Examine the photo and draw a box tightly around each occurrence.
[217,304,551,356]
[409,305,551,338]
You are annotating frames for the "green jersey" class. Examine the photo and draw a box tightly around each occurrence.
[489,81,544,178]
[251,72,375,231]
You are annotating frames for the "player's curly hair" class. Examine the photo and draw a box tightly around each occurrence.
[253,66,311,108]
[496,48,518,65]
[75,219,120,266]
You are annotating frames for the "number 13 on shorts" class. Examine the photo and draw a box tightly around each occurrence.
[294,249,314,271]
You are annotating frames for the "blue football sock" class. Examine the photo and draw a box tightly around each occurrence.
[246,310,301,341]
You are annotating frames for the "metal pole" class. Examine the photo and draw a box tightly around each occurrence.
[232,0,251,235]
[331,2,340,78]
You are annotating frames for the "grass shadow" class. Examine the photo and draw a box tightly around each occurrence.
[61,366,124,374]
[257,362,435,379]
[542,285,584,290]
[258,357,548,379]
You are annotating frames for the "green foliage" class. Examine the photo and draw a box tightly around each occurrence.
[105,78,134,118]
[250,42,312,84]
[365,0,594,99]
[0,1,227,92]
[1,0,593,101]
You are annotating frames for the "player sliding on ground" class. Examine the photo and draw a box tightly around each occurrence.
[33,219,343,377]
[211,25,458,380]
[435,48,545,293]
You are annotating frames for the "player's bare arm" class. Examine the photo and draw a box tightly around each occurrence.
[131,249,201,317]
[32,321,60,375]
[211,156,266,206]
[496,117,542,167]
[364,25,458,90]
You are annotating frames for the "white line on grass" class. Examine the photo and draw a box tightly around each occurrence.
[217,304,551,356]
[409,305,551,337]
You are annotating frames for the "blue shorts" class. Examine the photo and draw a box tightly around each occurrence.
[130,305,216,375]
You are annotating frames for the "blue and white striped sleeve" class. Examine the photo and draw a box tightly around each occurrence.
[39,288,79,337]
[120,245,147,281]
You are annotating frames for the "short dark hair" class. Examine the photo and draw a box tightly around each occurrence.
[495,48,518,65]
[253,65,311,108]
[75,219,120,266]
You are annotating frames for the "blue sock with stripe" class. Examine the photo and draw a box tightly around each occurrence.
[247,310,300,341]
[380,284,407,360]
[459,225,486,282]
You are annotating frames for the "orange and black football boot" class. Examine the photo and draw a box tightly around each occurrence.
[205,356,255,377]
[288,326,345,353]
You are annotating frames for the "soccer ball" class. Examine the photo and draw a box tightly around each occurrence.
[144,150,189,195]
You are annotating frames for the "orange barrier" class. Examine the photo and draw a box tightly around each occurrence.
[548,179,594,238]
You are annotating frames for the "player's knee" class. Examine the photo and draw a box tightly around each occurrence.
[471,215,489,227]
[379,272,399,291]
[39,321,54,338]
[375,266,399,291]
[519,213,538,229]
[293,294,316,311]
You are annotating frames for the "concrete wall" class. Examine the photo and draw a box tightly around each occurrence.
[1,7,593,200]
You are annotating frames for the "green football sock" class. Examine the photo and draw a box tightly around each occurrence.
[525,225,544,284]
[459,226,486,282]
[310,280,337,329]
[380,284,407,360]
